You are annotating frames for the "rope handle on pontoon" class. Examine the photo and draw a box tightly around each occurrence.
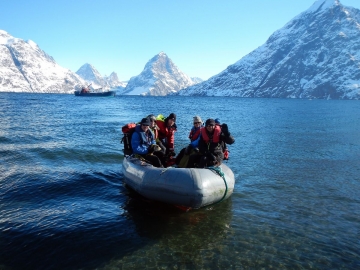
[207,166,228,205]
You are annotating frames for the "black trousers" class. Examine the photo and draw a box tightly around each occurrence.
[175,147,186,165]
[187,153,222,168]
[140,154,163,168]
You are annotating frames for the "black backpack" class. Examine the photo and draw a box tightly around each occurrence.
[121,123,136,156]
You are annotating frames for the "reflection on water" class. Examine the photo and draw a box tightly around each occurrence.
[0,93,360,269]
[107,188,233,269]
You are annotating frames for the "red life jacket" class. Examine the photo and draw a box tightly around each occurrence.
[200,125,221,143]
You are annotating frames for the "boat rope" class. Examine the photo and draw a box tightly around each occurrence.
[207,166,228,205]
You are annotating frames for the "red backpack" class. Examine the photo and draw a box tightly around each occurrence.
[121,123,137,156]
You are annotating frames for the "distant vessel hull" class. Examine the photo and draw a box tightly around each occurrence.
[74,91,115,97]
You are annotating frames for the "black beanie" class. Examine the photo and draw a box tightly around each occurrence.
[140,117,150,126]
[205,119,215,126]
[168,113,176,122]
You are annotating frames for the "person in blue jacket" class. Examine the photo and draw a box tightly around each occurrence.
[131,117,163,167]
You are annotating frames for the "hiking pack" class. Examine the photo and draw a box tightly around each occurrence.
[121,123,137,155]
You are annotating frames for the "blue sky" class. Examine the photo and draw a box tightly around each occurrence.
[1,0,360,81]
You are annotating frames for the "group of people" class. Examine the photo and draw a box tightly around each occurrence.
[130,113,235,168]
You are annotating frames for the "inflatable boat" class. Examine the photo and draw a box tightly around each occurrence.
[122,156,235,210]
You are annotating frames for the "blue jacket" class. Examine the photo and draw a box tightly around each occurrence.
[131,125,156,155]
[189,124,204,148]
[189,134,201,148]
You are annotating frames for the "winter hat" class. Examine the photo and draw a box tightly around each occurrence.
[168,113,176,122]
[147,114,156,121]
[140,117,151,126]
[215,118,221,124]
[193,116,202,123]
[205,119,215,126]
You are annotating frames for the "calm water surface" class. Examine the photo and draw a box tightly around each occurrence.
[0,93,359,269]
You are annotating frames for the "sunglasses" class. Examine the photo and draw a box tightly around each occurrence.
[193,122,201,124]
[206,124,215,127]
[150,119,156,122]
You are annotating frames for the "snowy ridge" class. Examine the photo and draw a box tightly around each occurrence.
[0,30,85,93]
[76,63,127,91]
[104,72,127,90]
[120,52,195,96]
[178,0,360,99]
[191,77,204,84]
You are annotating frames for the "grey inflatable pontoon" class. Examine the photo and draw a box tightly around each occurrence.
[122,156,235,209]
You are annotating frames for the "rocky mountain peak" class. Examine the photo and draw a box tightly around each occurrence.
[178,0,360,99]
[307,0,339,13]
[105,71,127,90]
[75,64,127,90]
[0,30,84,93]
[76,63,104,85]
[120,52,195,96]
[143,52,178,75]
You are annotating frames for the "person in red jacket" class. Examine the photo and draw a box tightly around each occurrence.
[156,113,177,157]
[175,115,204,167]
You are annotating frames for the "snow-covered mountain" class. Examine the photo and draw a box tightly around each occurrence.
[178,0,360,99]
[76,63,127,90]
[76,63,106,90]
[104,72,127,90]
[191,77,204,84]
[120,52,195,96]
[0,30,85,93]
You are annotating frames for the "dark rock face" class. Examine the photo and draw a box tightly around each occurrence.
[179,0,360,99]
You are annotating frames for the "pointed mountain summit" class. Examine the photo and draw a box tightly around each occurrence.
[76,63,106,89]
[76,64,127,90]
[105,72,127,89]
[179,0,360,99]
[121,52,195,96]
[0,30,85,93]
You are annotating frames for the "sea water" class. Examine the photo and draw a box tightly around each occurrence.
[0,93,359,269]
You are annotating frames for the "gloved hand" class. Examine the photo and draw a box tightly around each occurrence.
[184,145,192,155]
[221,123,230,136]
[209,153,217,162]
[148,144,156,154]
[209,154,220,166]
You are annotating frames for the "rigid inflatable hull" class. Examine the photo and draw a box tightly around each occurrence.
[122,156,235,209]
